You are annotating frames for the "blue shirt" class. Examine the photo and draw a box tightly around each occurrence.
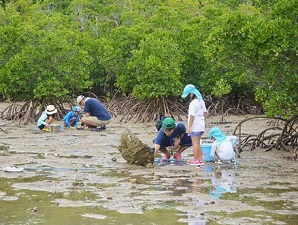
[84,98,111,121]
[63,111,80,127]
[153,122,192,147]
[37,112,48,126]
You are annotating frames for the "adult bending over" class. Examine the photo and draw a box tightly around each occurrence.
[77,95,111,131]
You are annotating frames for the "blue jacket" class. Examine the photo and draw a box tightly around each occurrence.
[63,111,80,127]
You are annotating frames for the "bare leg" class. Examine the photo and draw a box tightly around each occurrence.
[176,146,189,155]
[191,136,202,161]
[81,117,109,127]
[159,148,170,159]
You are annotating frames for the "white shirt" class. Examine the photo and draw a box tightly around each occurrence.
[210,139,235,161]
[188,99,207,132]
[227,135,239,148]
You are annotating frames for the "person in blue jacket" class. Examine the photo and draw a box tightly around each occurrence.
[63,106,81,128]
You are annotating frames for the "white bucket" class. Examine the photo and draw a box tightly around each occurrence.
[50,124,60,132]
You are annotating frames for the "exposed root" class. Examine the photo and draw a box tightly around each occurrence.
[207,95,263,119]
[109,95,262,123]
[233,115,298,159]
[283,146,298,161]
[0,127,8,134]
[110,97,187,123]
[0,99,74,125]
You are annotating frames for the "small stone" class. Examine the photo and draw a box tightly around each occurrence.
[146,163,154,168]
[111,157,117,162]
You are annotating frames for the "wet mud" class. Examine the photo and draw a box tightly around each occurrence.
[0,103,297,224]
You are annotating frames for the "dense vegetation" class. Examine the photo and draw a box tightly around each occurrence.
[0,0,297,119]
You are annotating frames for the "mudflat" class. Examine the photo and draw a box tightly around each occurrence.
[0,102,297,224]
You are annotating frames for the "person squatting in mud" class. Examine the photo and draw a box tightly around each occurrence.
[153,117,192,161]
[209,127,239,164]
[37,105,57,132]
[63,106,81,128]
[76,95,112,131]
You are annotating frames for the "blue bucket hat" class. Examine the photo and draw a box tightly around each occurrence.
[209,127,226,144]
[181,84,202,100]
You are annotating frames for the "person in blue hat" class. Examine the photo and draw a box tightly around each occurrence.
[153,117,192,160]
[182,84,208,166]
[209,127,238,163]
[63,106,81,128]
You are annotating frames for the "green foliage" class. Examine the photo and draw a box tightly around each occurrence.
[211,78,232,98]
[0,2,92,100]
[255,82,298,118]
[116,29,184,100]
[0,0,297,118]
[201,1,297,116]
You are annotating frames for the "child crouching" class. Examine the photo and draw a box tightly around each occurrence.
[209,127,239,163]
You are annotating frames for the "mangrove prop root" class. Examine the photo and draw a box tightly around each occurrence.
[233,115,298,158]
[0,99,75,125]
[112,97,188,123]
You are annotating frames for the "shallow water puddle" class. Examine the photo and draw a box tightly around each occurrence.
[1,164,298,224]
[0,186,184,224]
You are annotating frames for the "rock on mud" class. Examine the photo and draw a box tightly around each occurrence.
[117,128,154,167]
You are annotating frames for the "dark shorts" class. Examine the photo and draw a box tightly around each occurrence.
[160,133,192,148]
[38,125,45,130]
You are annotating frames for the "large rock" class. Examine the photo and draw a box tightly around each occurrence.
[117,128,154,167]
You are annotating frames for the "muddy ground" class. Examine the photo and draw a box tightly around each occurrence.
[0,102,297,225]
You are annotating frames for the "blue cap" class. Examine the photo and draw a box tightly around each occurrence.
[181,84,202,100]
[72,106,80,112]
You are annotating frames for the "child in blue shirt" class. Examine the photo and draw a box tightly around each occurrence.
[63,106,81,128]
[37,105,57,131]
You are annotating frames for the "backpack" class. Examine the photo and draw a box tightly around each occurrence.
[155,115,170,131]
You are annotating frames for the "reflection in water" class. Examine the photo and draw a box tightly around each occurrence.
[185,165,237,224]
[187,200,207,225]
[209,166,237,199]
[187,211,207,225]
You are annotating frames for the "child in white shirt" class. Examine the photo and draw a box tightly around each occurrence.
[209,127,238,163]
[182,84,208,166]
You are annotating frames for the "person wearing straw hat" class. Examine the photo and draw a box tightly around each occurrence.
[182,84,208,166]
[209,127,238,164]
[37,105,57,131]
[76,95,111,131]
[153,117,192,160]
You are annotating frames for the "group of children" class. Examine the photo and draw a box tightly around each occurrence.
[37,105,81,132]
[37,95,112,132]
[153,84,239,166]
[38,86,239,166]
